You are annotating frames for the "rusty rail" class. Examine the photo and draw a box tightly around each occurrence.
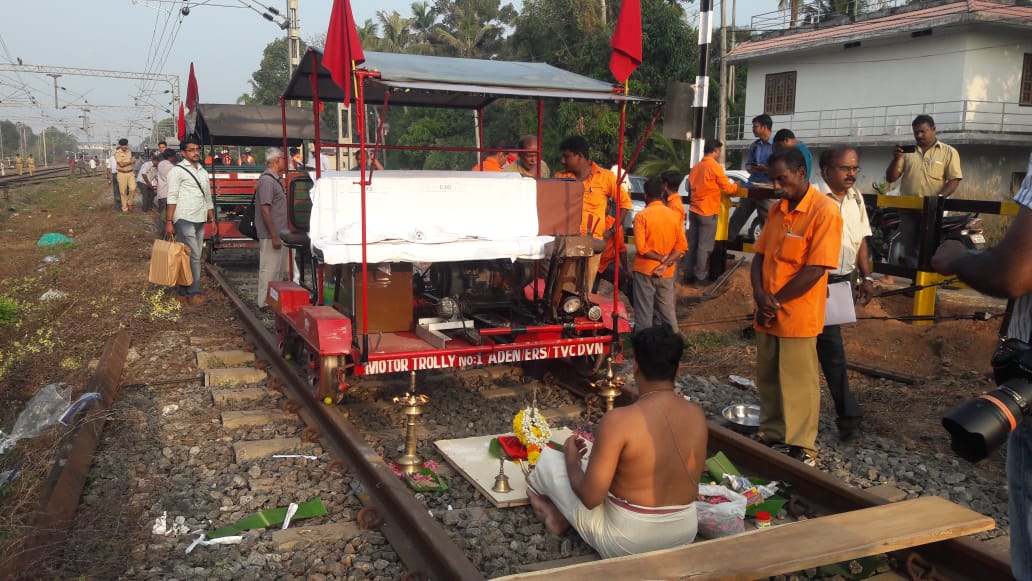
[7,330,133,572]
[207,265,484,580]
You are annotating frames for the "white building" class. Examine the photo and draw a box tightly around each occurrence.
[726,0,1032,199]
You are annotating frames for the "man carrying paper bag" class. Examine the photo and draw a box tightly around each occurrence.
[817,145,876,442]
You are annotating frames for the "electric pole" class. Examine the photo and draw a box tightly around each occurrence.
[690,0,715,168]
[47,74,61,108]
[287,0,301,80]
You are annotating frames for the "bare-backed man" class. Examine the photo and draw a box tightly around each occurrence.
[528,325,706,558]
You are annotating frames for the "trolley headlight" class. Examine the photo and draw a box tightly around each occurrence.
[587,304,603,321]
[561,295,584,315]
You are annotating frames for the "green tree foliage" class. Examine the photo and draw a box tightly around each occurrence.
[238,37,307,106]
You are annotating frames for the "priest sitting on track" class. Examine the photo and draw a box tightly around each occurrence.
[527,325,707,558]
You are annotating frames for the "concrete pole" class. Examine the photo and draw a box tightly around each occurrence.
[287,0,301,87]
[718,0,728,166]
[40,111,48,165]
[690,0,715,168]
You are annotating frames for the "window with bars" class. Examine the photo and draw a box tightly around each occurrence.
[1021,54,1032,106]
[764,71,797,115]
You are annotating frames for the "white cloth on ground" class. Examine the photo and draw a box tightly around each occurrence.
[528,446,698,559]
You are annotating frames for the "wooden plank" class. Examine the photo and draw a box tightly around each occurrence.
[494,496,994,581]
[433,429,575,509]
[846,361,922,385]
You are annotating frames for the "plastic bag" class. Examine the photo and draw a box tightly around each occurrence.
[696,483,747,539]
[0,383,71,454]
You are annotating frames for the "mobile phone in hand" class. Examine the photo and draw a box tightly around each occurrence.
[901,145,917,154]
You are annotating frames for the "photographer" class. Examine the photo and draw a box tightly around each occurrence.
[931,151,1032,580]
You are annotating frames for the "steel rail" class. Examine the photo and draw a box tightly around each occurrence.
[707,421,1012,580]
[206,264,485,581]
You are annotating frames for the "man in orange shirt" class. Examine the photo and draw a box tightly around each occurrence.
[633,178,688,331]
[751,147,842,466]
[686,140,740,286]
[556,136,632,292]
[660,171,686,227]
[472,141,508,171]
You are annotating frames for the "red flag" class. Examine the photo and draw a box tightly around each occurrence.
[177,102,186,141]
[185,63,199,113]
[610,0,642,83]
[323,0,365,107]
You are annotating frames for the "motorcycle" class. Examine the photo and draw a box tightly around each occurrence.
[867,183,986,265]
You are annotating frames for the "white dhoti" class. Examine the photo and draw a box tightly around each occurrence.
[528,447,698,559]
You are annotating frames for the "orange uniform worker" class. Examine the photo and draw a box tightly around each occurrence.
[661,171,686,227]
[684,140,740,285]
[472,141,508,171]
[555,136,633,292]
[632,178,688,332]
[750,147,842,466]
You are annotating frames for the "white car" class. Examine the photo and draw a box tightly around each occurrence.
[627,169,760,240]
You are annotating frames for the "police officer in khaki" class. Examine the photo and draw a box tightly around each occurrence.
[14,154,23,176]
[114,138,137,212]
[26,154,35,176]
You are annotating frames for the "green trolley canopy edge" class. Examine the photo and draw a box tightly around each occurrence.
[282,48,660,109]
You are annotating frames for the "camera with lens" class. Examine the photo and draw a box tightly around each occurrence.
[942,338,1032,462]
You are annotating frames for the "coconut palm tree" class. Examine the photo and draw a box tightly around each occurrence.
[377,10,415,53]
[432,6,499,58]
[633,132,693,177]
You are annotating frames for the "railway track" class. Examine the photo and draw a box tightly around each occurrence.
[204,256,1012,579]
[0,164,82,188]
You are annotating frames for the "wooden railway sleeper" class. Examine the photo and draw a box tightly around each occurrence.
[357,506,384,530]
[905,552,948,581]
[301,425,321,443]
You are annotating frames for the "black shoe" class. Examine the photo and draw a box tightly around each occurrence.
[788,446,818,467]
[694,279,711,289]
[838,420,862,442]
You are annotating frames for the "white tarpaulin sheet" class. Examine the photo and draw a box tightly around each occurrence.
[309,171,552,265]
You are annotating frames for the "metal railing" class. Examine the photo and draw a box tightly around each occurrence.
[749,0,913,32]
[727,100,1032,141]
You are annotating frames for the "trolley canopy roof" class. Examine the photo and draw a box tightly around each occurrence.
[282,49,658,109]
[190,103,327,146]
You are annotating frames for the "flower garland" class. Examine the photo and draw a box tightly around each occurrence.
[513,406,551,465]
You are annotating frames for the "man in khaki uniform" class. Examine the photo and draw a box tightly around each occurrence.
[26,154,35,176]
[14,155,23,176]
[884,114,962,268]
[114,138,137,212]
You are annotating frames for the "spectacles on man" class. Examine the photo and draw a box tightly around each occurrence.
[835,166,861,173]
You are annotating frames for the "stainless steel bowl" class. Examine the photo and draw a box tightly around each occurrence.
[722,404,760,432]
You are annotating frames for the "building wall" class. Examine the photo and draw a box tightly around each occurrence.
[740,25,1032,138]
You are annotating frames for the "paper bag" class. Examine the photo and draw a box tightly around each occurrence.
[824,280,856,327]
[149,239,192,287]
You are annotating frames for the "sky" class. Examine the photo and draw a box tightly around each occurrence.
[1,0,767,148]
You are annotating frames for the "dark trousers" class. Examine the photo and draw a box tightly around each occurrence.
[898,212,920,269]
[816,323,863,431]
[110,174,120,209]
[138,183,155,212]
[684,212,718,282]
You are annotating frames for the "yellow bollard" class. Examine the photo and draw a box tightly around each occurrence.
[911,270,941,326]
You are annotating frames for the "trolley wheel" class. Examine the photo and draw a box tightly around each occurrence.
[276,318,299,360]
[307,351,340,402]
[202,240,214,264]
[567,352,606,379]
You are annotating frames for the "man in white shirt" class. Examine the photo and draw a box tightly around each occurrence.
[137,154,160,212]
[106,153,119,210]
[165,138,214,305]
[817,145,875,442]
